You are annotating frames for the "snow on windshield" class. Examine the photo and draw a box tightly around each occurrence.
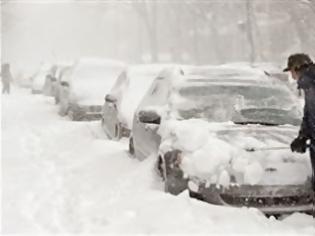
[70,58,125,105]
[170,83,301,126]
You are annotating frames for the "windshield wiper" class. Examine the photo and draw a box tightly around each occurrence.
[233,121,279,126]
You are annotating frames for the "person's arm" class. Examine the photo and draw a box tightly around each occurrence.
[299,103,310,139]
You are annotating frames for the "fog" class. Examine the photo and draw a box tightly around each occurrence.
[2,0,315,73]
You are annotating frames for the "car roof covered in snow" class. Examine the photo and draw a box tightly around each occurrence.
[167,64,286,89]
[69,58,126,105]
[111,64,178,127]
[136,64,294,113]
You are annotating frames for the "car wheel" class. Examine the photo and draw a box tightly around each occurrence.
[68,109,74,120]
[189,190,204,201]
[164,174,188,195]
[157,155,165,180]
[113,124,122,140]
[162,151,188,195]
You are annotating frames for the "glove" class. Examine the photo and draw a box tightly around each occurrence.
[290,136,308,153]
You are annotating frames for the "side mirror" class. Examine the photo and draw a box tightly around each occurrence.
[60,81,69,87]
[105,94,117,103]
[138,110,161,124]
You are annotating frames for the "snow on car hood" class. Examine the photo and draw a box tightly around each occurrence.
[158,119,311,187]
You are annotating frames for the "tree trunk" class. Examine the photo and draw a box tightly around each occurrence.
[246,0,256,64]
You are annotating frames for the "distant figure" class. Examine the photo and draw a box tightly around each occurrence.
[1,63,13,94]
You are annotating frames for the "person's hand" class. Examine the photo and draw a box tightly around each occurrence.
[290,136,308,153]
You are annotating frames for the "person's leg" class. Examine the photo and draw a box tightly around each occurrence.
[310,144,315,191]
[310,143,315,217]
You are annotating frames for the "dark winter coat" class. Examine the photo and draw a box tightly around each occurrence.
[298,64,315,143]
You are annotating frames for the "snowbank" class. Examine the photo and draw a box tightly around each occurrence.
[2,87,314,234]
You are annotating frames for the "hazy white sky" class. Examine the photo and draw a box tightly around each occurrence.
[2,0,129,73]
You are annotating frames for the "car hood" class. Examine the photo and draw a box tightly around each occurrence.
[158,119,312,186]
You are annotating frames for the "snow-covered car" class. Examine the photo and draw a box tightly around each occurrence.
[130,64,267,159]
[101,64,171,140]
[252,62,288,82]
[130,65,313,214]
[58,58,125,121]
[42,65,58,96]
[58,66,74,115]
[31,64,52,94]
[52,65,73,104]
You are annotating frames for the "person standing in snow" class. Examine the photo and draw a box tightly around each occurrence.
[284,53,315,196]
[1,63,13,94]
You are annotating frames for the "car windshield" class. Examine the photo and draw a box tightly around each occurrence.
[174,84,301,126]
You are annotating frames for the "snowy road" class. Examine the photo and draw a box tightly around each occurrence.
[2,87,315,234]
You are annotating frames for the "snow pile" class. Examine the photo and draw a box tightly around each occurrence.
[69,58,125,105]
[159,119,311,186]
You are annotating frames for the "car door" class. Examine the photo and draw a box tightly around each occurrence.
[58,81,70,116]
[132,109,161,161]
[102,94,119,139]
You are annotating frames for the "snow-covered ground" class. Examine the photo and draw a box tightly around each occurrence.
[1,86,315,235]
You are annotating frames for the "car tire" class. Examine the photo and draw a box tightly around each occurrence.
[164,174,188,195]
[162,152,188,195]
[189,190,204,201]
[157,155,165,180]
[68,109,76,121]
[114,124,121,140]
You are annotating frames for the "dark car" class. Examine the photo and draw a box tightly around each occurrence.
[130,65,313,215]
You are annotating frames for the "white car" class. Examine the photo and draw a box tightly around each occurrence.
[31,64,52,94]
[58,58,125,121]
[102,64,172,139]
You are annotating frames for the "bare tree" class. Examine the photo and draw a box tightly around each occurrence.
[245,0,256,64]
[132,0,159,62]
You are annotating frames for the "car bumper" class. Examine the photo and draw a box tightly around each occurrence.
[120,125,131,138]
[188,177,314,214]
[31,89,42,94]
[69,104,103,121]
